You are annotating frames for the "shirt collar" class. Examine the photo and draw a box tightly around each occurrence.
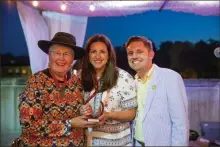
[135,64,155,84]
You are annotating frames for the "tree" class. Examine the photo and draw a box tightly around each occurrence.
[154,41,173,68]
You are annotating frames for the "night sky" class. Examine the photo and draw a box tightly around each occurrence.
[1,1,219,56]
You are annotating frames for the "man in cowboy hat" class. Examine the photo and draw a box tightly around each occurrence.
[18,32,98,146]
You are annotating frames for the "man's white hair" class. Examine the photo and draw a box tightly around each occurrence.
[48,44,74,55]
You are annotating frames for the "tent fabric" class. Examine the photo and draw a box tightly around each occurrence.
[22,1,220,17]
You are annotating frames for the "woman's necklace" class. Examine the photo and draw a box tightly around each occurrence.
[49,69,67,98]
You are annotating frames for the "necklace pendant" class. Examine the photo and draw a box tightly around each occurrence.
[59,86,65,98]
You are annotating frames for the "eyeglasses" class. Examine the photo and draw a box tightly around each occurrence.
[50,51,72,58]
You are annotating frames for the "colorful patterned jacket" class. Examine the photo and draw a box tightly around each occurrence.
[18,69,85,146]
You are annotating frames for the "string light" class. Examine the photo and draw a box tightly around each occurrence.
[32,1,39,7]
[89,3,95,11]
[61,3,67,11]
[22,69,27,74]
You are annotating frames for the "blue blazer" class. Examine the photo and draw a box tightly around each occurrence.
[133,65,189,146]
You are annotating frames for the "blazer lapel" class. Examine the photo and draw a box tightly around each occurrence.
[143,65,161,121]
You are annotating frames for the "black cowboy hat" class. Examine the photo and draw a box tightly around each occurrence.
[38,32,85,60]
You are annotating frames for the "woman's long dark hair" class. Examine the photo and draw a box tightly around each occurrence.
[81,34,119,92]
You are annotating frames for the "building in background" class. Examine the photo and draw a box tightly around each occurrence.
[1,54,31,77]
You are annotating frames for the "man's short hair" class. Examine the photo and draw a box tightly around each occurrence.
[125,36,153,51]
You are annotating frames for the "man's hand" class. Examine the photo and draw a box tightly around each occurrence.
[70,116,98,128]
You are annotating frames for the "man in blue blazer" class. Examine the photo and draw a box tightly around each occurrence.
[125,36,189,146]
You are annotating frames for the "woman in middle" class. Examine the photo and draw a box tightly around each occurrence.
[81,34,137,146]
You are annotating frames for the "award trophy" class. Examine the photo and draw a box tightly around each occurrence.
[85,90,104,122]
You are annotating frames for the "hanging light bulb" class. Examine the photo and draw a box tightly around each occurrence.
[89,3,95,11]
[61,3,67,11]
[32,1,38,7]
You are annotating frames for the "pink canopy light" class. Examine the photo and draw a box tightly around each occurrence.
[22,1,220,16]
